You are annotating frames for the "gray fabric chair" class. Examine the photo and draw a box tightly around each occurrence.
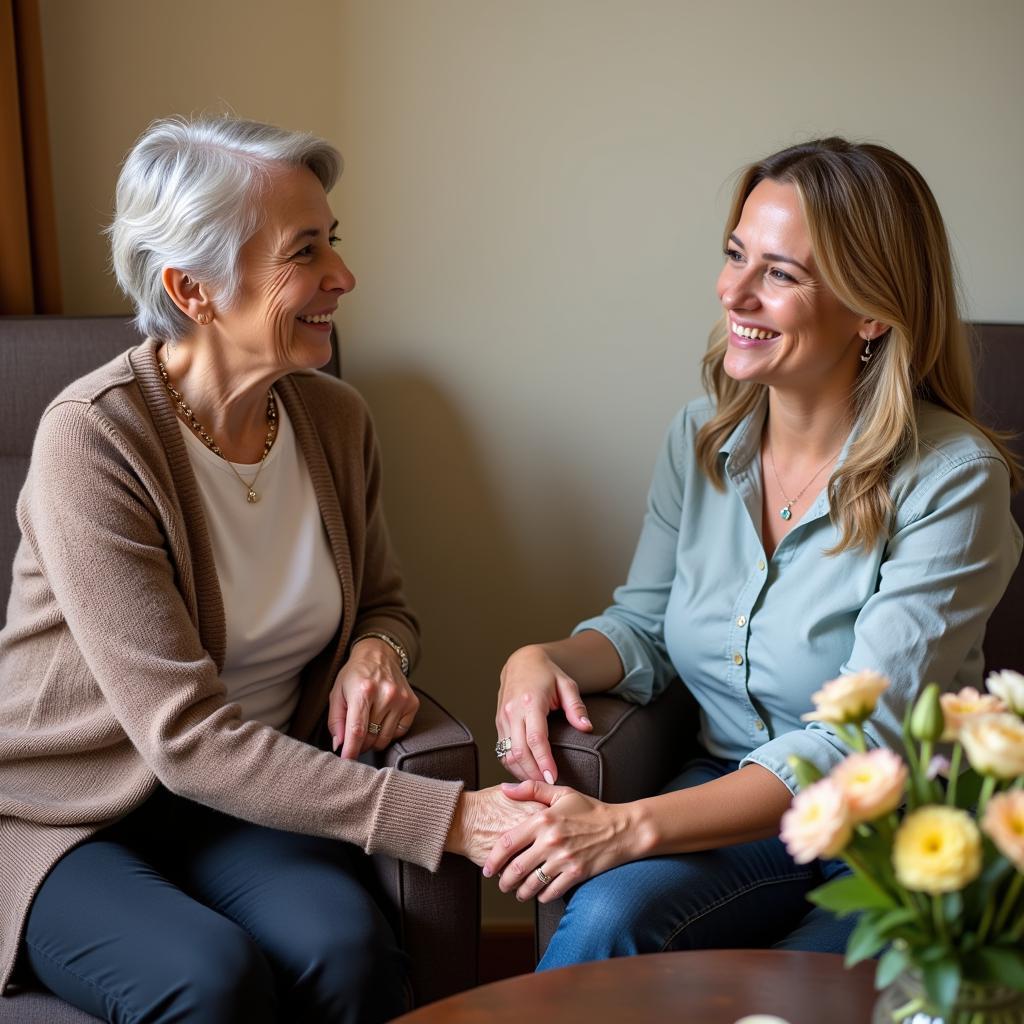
[0,315,479,1021]
[537,321,1024,960]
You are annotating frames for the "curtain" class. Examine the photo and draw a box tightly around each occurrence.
[0,0,61,314]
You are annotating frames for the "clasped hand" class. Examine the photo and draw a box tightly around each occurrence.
[482,781,641,903]
[328,639,419,758]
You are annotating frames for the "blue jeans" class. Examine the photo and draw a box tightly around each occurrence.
[21,788,407,1023]
[539,754,854,971]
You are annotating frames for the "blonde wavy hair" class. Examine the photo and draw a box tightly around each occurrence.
[695,137,1020,553]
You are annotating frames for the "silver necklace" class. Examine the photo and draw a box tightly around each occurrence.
[158,361,278,504]
[766,439,841,521]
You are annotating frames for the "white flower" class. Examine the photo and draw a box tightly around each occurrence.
[986,670,1024,716]
[959,713,1024,779]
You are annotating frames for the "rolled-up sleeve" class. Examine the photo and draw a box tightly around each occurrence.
[742,452,1022,792]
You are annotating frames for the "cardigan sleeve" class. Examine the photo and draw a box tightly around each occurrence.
[18,400,460,870]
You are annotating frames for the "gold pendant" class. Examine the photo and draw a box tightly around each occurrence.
[247,489,259,504]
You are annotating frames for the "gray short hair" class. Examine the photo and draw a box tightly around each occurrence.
[109,115,342,340]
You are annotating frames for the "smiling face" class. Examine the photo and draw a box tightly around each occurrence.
[212,163,355,373]
[717,179,868,397]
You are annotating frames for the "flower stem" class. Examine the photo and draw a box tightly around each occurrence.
[931,893,951,948]
[992,871,1024,937]
[946,743,963,806]
[978,774,997,815]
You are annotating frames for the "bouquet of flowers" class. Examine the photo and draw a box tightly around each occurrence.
[780,669,1024,1023]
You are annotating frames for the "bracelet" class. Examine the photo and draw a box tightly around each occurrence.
[352,631,410,677]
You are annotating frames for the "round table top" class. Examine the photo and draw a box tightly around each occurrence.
[396,949,877,1024]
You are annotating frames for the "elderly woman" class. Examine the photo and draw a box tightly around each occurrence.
[486,138,1022,966]
[0,116,535,1024]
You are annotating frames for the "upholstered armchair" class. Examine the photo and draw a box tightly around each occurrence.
[0,315,479,1022]
[537,322,1024,961]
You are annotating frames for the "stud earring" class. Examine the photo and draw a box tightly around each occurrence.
[196,313,211,326]
[860,335,873,363]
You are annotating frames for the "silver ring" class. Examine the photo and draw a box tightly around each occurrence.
[367,722,382,736]
[534,866,553,886]
[495,737,513,759]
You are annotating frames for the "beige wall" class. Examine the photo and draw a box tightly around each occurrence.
[40,0,1024,925]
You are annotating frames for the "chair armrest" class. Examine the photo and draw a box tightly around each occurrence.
[536,680,699,962]
[363,688,480,1006]
[547,680,699,802]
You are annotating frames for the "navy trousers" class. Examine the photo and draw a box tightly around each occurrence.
[21,789,407,1024]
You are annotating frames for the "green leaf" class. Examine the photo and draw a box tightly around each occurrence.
[922,958,961,1014]
[974,947,1024,992]
[953,767,984,810]
[845,914,889,966]
[808,873,897,914]
[875,945,910,990]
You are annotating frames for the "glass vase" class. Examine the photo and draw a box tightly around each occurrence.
[873,970,1024,1024]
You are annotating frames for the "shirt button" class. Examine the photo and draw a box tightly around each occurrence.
[754,718,765,731]
[757,559,766,571]
[736,615,747,627]
[733,653,744,666]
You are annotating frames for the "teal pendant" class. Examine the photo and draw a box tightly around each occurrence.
[780,506,793,521]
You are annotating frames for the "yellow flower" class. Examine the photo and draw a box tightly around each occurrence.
[959,713,1024,779]
[986,669,1024,716]
[831,749,907,824]
[801,671,890,726]
[893,806,982,894]
[939,686,1007,741]
[981,791,1024,872]
[780,778,852,864]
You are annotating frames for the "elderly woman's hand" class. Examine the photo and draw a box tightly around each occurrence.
[443,786,548,867]
[496,644,592,785]
[328,638,420,758]
[482,780,645,903]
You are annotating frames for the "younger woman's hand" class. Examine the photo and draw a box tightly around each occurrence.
[496,645,592,785]
[482,780,647,902]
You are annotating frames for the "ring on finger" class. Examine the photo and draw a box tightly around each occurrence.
[534,866,553,886]
[367,722,382,736]
[495,737,513,759]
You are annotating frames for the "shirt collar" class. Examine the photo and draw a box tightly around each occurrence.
[717,389,864,515]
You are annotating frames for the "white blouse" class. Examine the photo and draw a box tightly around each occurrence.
[178,393,342,730]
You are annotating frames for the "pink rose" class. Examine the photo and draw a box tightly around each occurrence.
[981,790,1024,871]
[780,778,853,864]
[939,687,1007,741]
[831,749,907,824]
[801,671,890,726]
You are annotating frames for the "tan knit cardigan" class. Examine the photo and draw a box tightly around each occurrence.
[0,340,462,992]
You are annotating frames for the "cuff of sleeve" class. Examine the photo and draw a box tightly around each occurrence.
[739,726,854,796]
[365,768,463,872]
[571,619,655,704]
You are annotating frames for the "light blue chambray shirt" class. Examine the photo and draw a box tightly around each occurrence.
[574,395,1022,794]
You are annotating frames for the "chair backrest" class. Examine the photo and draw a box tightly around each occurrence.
[972,322,1024,672]
[0,315,340,620]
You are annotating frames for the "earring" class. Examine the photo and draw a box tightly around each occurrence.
[196,312,211,326]
[860,335,873,363]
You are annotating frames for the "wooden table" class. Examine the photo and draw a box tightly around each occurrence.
[395,949,877,1024]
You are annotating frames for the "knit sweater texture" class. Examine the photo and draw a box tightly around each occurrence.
[0,340,463,992]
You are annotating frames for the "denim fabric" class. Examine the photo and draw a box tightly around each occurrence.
[22,789,407,1024]
[538,755,854,971]
[574,395,1021,793]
